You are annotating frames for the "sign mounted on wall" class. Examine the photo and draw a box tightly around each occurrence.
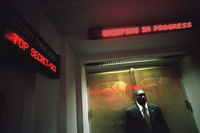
[88,21,193,40]
[0,2,60,79]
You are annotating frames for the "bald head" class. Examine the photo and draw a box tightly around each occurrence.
[134,89,146,106]
[134,89,144,98]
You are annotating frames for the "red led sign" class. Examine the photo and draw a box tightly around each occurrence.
[4,30,29,51]
[89,21,193,39]
[153,22,192,32]
[1,1,60,79]
[102,27,139,38]
[4,28,57,72]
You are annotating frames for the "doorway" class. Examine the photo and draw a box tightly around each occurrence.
[88,66,196,133]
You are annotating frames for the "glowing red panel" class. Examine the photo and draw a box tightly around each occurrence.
[4,28,57,73]
[96,21,193,39]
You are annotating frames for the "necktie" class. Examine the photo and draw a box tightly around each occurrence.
[143,106,153,133]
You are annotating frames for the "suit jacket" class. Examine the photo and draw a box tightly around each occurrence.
[126,103,169,133]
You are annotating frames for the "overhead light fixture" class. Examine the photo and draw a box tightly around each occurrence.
[84,54,184,68]
[100,58,163,66]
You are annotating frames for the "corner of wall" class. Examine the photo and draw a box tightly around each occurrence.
[180,53,200,133]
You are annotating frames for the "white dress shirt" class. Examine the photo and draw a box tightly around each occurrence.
[137,102,150,118]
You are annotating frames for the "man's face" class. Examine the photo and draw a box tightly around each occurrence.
[136,90,147,106]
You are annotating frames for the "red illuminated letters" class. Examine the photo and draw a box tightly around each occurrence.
[98,21,192,39]
[48,63,57,72]
[4,29,57,73]
[153,22,192,32]
[4,29,29,51]
[102,27,139,38]
[13,33,29,50]
[31,48,56,72]
[31,48,49,66]
[141,26,151,33]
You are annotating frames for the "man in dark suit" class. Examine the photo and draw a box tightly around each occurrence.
[126,89,169,133]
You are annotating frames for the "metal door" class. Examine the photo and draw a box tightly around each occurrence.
[88,66,197,133]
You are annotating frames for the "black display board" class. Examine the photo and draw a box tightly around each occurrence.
[0,1,60,79]
[88,21,194,40]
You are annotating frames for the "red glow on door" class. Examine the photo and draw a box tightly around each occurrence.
[106,97,121,101]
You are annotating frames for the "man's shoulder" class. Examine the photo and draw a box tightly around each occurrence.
[126,104,138,111]
[148,103,158,106]
[148,103,160,109]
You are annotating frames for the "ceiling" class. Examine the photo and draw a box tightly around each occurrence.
[42,0,200,58]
